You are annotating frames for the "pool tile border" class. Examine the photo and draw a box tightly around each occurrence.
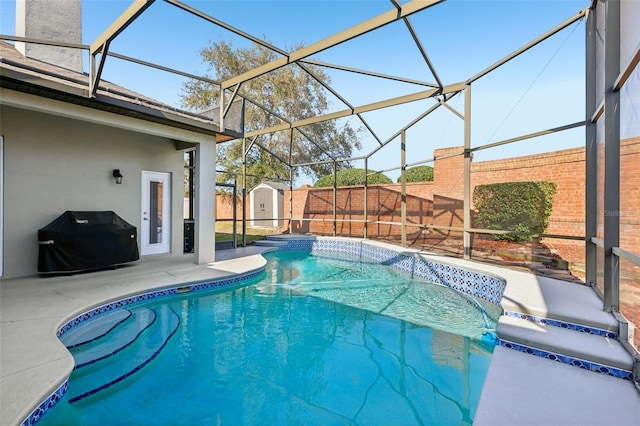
[504,310,618,339]
[21,383,68,426]
[499,339,633,381]
[56,269,264,338]
[277,237,506,306]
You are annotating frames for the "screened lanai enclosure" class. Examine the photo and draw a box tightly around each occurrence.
[3,0,639,381]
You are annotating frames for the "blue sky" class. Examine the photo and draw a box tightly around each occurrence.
[0,0,591,183]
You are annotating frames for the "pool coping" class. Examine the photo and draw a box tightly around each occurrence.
[2,237,639,425]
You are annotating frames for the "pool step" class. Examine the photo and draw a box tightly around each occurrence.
[253,239,289,247]
[496,273,635,380]
[60,310,132,348]
[497,315,634,380]
[70,307,157,369]
[66,306,180,403]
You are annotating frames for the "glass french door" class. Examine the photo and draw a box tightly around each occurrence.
[141,171,171,255]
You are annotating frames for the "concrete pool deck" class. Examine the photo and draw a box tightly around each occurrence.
[0,248,271,426]
[1,243,639,425]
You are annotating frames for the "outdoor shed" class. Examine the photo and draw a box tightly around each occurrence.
[250,182,286,228]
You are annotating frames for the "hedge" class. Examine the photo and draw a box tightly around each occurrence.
[473,181,557,242]
[398,165,434,183]
[314,168,393,187]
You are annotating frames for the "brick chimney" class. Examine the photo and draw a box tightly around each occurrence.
[15,0,83,73]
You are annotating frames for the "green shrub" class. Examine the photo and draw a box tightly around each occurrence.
[398,165,434,183]
[473,181,557,242]
[314,168,393,187]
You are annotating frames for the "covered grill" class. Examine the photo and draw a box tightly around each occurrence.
[38,211,139,274]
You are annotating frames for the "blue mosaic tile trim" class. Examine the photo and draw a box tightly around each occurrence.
[57,289,178,338]
[57,269,264,339]
[276,237,506,306]
[500,339,633,381]
[313,239,363,258]
[504,311,618,339]
[411,258,505,305]
[22,382,68,426]
[187,269,264,292]
[278,239,314,251]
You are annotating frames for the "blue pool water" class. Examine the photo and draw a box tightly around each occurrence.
[40,251,501,425]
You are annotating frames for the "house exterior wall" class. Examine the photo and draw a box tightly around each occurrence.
[1,105,185,278]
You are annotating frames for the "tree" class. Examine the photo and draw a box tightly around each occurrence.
[181,40,362,189]
[398,165,434,183]
[314,168,392,187]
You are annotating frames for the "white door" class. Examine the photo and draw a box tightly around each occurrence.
[141,171,171,255]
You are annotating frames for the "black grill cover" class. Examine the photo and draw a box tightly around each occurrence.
[38,211,139,274]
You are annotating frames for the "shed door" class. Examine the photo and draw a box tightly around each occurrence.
[141,171,171,255]
[253,188,272,226]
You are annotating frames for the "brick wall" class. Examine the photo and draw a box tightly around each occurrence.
[620,137,640,252]
[286,183,434,238]
[215,137,640,262]
[216,193,244,220]
[471,147,586,237]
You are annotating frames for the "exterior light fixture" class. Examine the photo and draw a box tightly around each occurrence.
[113,169,123,184]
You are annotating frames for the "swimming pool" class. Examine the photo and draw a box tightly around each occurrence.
[38,249,501,425]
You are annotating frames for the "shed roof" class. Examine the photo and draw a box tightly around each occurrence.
[250,181,289,192]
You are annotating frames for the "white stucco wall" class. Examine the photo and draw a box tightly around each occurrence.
[1,105,185,278]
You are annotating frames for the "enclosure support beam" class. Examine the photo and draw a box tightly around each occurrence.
[221,0,443,90]
[603,0,620,311]
[364,158,368,239]
[333,161,337,237]
[289,131,294,235]
[400,12,444,89]
[401,131,407,247]
[585,5,598,287]
[300,58,437,88]
[89,0,155,97]
[219,87,225,135]
[289,167,294,235]
[463,85,472,260]
[244,83,465,138]
[242,139,247,247]
[232,180,237,249]
[367,98,445,159]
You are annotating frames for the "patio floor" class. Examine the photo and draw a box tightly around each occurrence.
[1,244,638,426]
[0,247,272,426]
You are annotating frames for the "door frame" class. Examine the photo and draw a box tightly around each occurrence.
[141,171,171,255]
